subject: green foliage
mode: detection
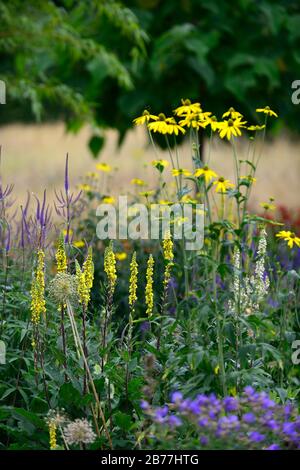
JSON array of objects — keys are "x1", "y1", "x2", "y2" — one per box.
[{"x1": 1, "y1": 0, "x2": 300, "y2": 151}]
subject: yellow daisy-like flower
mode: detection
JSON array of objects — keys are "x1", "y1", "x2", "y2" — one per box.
[
  {"x1": 148, "y1": 113, "x2": 185, "y2": 135},
  {"x1": 131, "y1": 178, "x2": 146, "y2": 186},
  {"x1": 85, "y1": 171, "x2": 99, "y2": 179},
  {"x1": 79, "y1": 183, "x2": 92, "y2": 192},
  {"x1": 218, "y1": 118, "x2": 247, "y2": 140},
  {"x1": 194, "y1": 165, "x2": 218, "y2": 184},
  {"x1": 256, "y1": 106, "x2": 278, "y2": 118},
  {"x1": 276, "y1": 231, "x2": 300, "y2": 249},
  {"x1": 180, "y1": 194, "x2": 198, "y2": 204},
  {"x1": 260, "y1": 202, "x2": 276, "y2": 211},
  {"x1": 115, "y1": 252, "x2": 127, "y2": 261},
  {"x1": 152, "y1": 159, "x2": 169, "y2": 169},
  {"x1": 159, "y1": 199, "x2": 173, "y2": 205},
  {"x1": 139, "y1": 190, "x2": 155, "y2": 197},
  {"x1": 222, "y1": 107, "x2": 243, "y2": 119},
  {"x1": 133, "y1": 110, "x2": 159, "y2": 125},
  {"x1": 240, "y1": 175, "x2": 257, "y2": 184},
  {"x1": 213, "y1": 177, "x2": 235, "y2": 193},
  {"x1": 172, "y1": 168, "x2": 192, "y2": 177},
  {"x1": 208, "y1": 116, "x2": 221, "y2": 132},
  {"x1": 102, "y1": 196, "x2": 115, "y2": 204},
  {"x1": 96, "y1": 163, "x2": 112, "y2": 172},
  {"x1": 73, "y1": 240, "x2": 85, "y2": 248},
  {"x1": 174, "y1": 99, "x2": 202, "y2": 116},
  {"x1": 179, "y1": 112, "x2": 211, "y2": 129},
  {"x1": 247, "y1": 125, "x2": 266, "y2": 131}
]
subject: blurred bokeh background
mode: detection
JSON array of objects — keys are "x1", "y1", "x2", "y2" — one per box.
[{"x1": 0, "y1": 0, "x2": 300, "y2": 210}]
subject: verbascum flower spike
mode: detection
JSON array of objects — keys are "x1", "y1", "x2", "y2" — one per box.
[
  {"x1": 162, "y1": 231, "x2": 174, "y2": 262},
  {"x1": 75, "y1": 260, "x2": 89, "y2": 306},
  {"x1": 83, "y1": 246, "x2": 94, "y2": 292},
  {"x1": 129, "y1": 252, "x2": 138, "y2": 308},
  {"x1": 30, "y1": 250, "x2": 46, "y2": 325},
  {"x1": 162, "y1": 232, "x2": 174, "y2": 288},
  {"x1": 49, "y1": 421, "x2": 57, "y2": 450},
  {"x1": 145, "y1": 255, "x2": 154, "y2": 317},
  {"x1": 104, "y1": 242, "x2": 117, "y2": 295},
  {"x1": 55, "y1": 234, "x2": 67, "y2": 273}
]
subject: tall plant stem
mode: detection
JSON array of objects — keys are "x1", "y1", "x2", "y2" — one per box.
[
  {"x1": 66, "y1": 301, "x2": 112, "y2": 449},
  {"x1": 213, "y1": 265, "x2": 227, "y2": 395},
  {"x1": 60, "y1": 304, "x2": 68, "y2": 382}
]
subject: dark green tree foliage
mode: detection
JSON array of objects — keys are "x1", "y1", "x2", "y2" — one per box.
[{"x1": 1, "y1": 0, "x2": 300, "y2": 152}]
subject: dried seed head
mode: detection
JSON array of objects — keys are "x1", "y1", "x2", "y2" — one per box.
[
  {"x1": 49, "y1": 273, "x2": 78, "y2": 305},
  {"x1": 63, "y1": 418, "x2": 96, "y2": 446}
]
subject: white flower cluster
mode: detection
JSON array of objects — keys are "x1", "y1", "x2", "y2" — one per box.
[
  {"x1": 229, "y1": 228, "x2": 270, "y2": 316},
  {"x1": 63, "y1": 418, "x2": 96, "y2": 446}
]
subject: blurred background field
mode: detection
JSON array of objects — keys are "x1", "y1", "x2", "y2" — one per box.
[{"x1": 1, "y1": 123, "x2": 299, "y2": 211}]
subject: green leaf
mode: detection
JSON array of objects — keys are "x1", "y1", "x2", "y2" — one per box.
[
  {"x1": 88, "y1": 135, "x2": 105, "y2": 159},
  {"x1": 114, "y1": 411, "x2": 132, "y2": 431}
]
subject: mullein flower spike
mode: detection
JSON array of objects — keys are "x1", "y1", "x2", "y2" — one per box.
[
  {"x1": 104, "y1": 242, "x2": 117, "y2": 295},
  {"x1": 162, "y1": 232, "x2": 174, "y2": 288},
  {"x1": 30, "y1": 250, "x2": 46, "y2": 325},
  {"x1": 129, "y1": 252, "x2": 138, "y2": 308},
  {"x1": 145, "y1": 255, "x2": 154, "y2": 317},
  {"x1": 55, "y1": 234, "x2": 67, "y2": 273}
]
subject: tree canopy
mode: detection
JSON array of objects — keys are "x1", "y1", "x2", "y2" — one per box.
[{"x1": 1, "y1": 0, "x2": 300, "y2": 155}]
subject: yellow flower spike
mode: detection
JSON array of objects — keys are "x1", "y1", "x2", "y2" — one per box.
[
  {"x1": 131, "y1": 178, "x2": 146, "y2": 186},
  {"x1": 256, "y1": 106, "x2": 278, "y2": 118},
  {"x1": 218, "y1": 118, "x2": 247, "y2": 140},
  {"x1": 129, "y1": 252, "x2": 138, "y2": 308},
  {"x1": 96, "y1": 163, "x2": 112, "y2": 172},
  {"x1": 83, "y1": 246, "x2": 94, "y2": 292},
  {"x1": 133, "y1": 110, "x2": 159, "y2": 125},
  {"x1": 104, "y1": 242, "x2": 117, "y2": 295},
  {"x1": 172, "y1": 168, "x2": 192, "y2": 177},
  {"x1": 55, "y1": 234, "x2": 67, "y2": 274},
  {"x1": 163, "y1": 231, "x2": 174, "y2": 262},
  {"x1": 276, "y1": 231, "x2": 300, "y2": 249},
  {"x1": 30, "y1": 250, "x2": 46, "y2": 325},
  {"x1": 174, "y1": 99, "x2": 202, "y2": 116},
  {"x1": 75, "y1": 260, "x2": 89, "y2": 306},
  {"x1": 162, "y1": 232, "x2": 174, "y2": 290},
  {"x1": 213, "y1": 177, "x2": 235, "y2": 194},
  {"x1": 145, "y1": 255, "x2": 154, "y2": 317},
  {"x1": 49, "y1": 421, "x2": 57, "y2": 450},
  {"x1": 194, "y1": 165, "x2": 218, "y2": 184}
]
